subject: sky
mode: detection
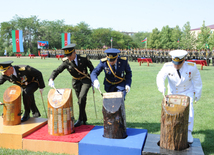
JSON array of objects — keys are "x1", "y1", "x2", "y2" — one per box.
[{"x1": 0, "y1": 0, "x2": 214, "y2": 33}]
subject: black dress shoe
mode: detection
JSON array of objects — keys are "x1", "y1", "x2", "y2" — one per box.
[
  {"x1": 33, "y1": 112, "x2": 41, "y2": 118},
  {"x1": 21, "y1": 115, "x2": 30, "y2": 122},
  {"x1": 74, "y1": 120, "x2": 83, "y2": 127}
]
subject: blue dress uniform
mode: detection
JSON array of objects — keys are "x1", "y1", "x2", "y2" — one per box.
[
  {"x1": 91, "y1": 48, "x2": 132, "y2": 99},
  {"x1": 0, "y1": 61, "x2": 45, "y2": 122},
  {"x1": 156, "y1": 50, "x2": 202, "y2": 144}
]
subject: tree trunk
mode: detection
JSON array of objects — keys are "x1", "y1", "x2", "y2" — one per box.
[
  {"x1": 47, "y1": 88, "x2": 74, "y2": 136},
  {"x1": 102, "y1": 92, "x2": 127, "y2": 139},
  {"x1": 160, "y1": 94, "x2": 189, "y2": 150},
  {"x1": 3, "y1": 85, "x2": 22, "y2": 125}
]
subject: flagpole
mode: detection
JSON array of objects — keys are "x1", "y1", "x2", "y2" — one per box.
[
  {"x1": 111, "y1": 37, "x2": 113, "y2": 48},
  {"x1": 146, "y1": 38, "x2": 147, "y2": 50}
]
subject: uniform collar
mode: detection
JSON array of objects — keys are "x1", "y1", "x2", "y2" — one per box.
[
  {"x1": 74, "y1": 55, "x2": 78, "y2": 66},
  {"x1": 13, "y1": 67, "x2": 17, "y2": 77}
]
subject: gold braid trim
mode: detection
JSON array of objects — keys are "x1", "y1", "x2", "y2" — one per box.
[
  {"x1": 16, "y1": 77, "x2": 40, "y2": 86},
  {"x1": 106, "y1": 61, "x2": 124, "y2": 81},
  {"x1": 73, "y1": 67, "x2": 91, "y2": 80},
  {"x1": 106, "y1": 78, "x2": 124, "y2": 85},
  {"x1": 72, "y1": 75, "x2": 87, "y2": 80}
]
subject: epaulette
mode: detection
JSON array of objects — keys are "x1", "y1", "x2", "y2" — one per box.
[
  {"x1": 19, "y1": 67, "x2": 25, "y2": 71},
  {"x1": 120, "y1": 57, "x2": 127, "y2": 60},
  {"x1": 80, "y1": 54, "x2": 87, "y2": 58},
  {"x1": 62, "y1": 57, "x2": 68, "y2": 61},
  {"x1": 187, "y1": 62, "x2": 194, "y2": 66},
  {"x1": 101, "y1": 57, "x2": 107, "y2": 62},
  {"x1": 165, "y1": 62, "x2": 172, "y2": 66}
]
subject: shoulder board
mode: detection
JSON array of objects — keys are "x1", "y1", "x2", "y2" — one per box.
[
  {"x1": 80, "y1": 54, "x2": 87, "y2": 58},
  {"x1": 62, "y1": 57, "x2": 68, "y2": 61},
  {"x1": 120, "y1": 57, "x2": 127, "y2": 60},
  {"x1": 164, "y1": 62, "x2": 172, "y2": 66},
  {"x1": 187, "y1": 62, "x2": 194, "y2": 66},
  {"x1": 19, "y1": 67, "x2": 25, "y2": 71},
  {"x1": 101, "y1": 57, "x2": 107, "y2": 62}
]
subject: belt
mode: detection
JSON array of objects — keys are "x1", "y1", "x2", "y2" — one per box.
[
  {"x1": 72, "y1": 75, "x2": 87, "y2": 80},
  {"x1": 106, "y1": 77, "x2": 124, "y2": 85}
]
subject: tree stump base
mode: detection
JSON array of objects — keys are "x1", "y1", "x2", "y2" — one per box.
[
  {"x1": 102, "y1": 92, "x2": 127, "y2": 139},
  {"x1": 2, "y1": 85, "x2": 22, "y2": 126},
  {"x1": 160, "y1": 94, "x2": 190, "y2": 151}
]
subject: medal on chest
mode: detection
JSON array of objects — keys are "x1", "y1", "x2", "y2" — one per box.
[
  {"x1": 105, "y1": 67, "x2": 110, "y2": 74},
  {"x1": 189, "y1": 72, "x2": 191, "y2": 78}
]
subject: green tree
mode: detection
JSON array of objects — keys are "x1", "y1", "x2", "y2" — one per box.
[
  {"x1": 91, "y1": 28, "x2": 112, "y2": 49},
  {"x1": 147, "y1": 28, "x2": 160, "y2": 49},
  {"x1": 110, "y1": 31, "x2": 137, "y2": 49},
  {"x1": 0, "y1": 21, "x2": 16, "y2": 55},
  {"x1": 180, "y1": 21, "x2": 195, "y2": 49},
  {"x1": 207, "y1": 31, "x2": 214, "y2": 50},
  {"x1": 132, "y1": 32, "x2": 150, "y2": 49},
  {"x1": 159, "y1": 25, "x2": 173, "y2": 49},
  {"x1": 197, "y1": 21, "x2": 212, "y2": 50},
  {"x1": 171, "y1": 25, "x2": 182, "y2": 49},
  {"x1": 38, "y1": 20, "x2": 64, "y2": 50},
  {"x1": 71, "y1": 22, "x2": 92, "y2": 49},
  {"x1": 11, "y1": 15, "x2": 42, "y2": 55}
]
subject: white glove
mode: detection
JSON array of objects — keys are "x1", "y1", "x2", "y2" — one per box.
[
  {"x1": 195, "y1": 96, "x2": 199, "y2": 103},
  {"x1": 48, "y1": 79, "x2": 55, "y2": 88},
  {"x1": 93, "y1": 79, "x2": 100, "y2": 90},
  {"x1": 125, "y1": 85, "x2": 130, "y2": 93},
  {"x1": 159, "y1": 87, "x2": 166, "y2": 95},
  {"x1": 39, "y1": 88, "x2": 44, "y2": 94}
]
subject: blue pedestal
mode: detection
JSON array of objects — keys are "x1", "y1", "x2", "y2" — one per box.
[{"x1": 79, "y1": 126, "x2": 148, "y2": 155}]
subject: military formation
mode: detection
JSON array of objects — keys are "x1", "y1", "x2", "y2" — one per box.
[{"x1": 42, "y1": 48, "x2": 214, "y2": 66}]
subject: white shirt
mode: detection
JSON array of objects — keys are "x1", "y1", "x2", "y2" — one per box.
[
  {"x1": 74, "y1": 56, "x2": 78, "y2": 66},
  {"x1": 13, "y1": 67, "x2": 17, "y2": 77},
  {"x1": 156, "y1": 61, "x2": 202, "y2": 101}
]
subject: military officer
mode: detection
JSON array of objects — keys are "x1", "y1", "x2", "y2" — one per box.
[
  {"x1": 48, "y1": 44, "x2": 94, "y2": 127},
  {"x1": 90, "y1": 48, "x2": 132, "y2": 100},
  {"x1": 0, "y1": 61, "x2": 45, "y2": 122},
  {"x1": 156, "y1": 50, "x2": 202, "y2": 144}
]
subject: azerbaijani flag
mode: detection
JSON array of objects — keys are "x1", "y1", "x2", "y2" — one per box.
[
  {"x1": 61, "y1": 33, "x2": 71, "y2": 48},
  {"x1": 142, "y1": 38, "x2": 147, "y2": 44},
  {"x1": 177, "y1": 39, "x2": 179, "y2": 42},
  {"x1": 12, "y1": 30, "x2": 24, "y2": 52},
  {"x1": 37, "y1": 41, "x2": 49, "y2": 49}
]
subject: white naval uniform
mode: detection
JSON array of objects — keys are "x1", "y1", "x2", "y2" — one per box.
[{"x1": 156, "y1": 61, "x2": 202, "y2": 132}]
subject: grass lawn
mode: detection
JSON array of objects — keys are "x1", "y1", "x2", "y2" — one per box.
[{"x1": 0, "y1": 56, "x2": 213, "y2": 155}]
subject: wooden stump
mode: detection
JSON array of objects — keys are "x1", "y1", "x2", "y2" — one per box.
[
  {"x1": 2, "y1": 85, "x2": 22, "y2": 125},
  {"x1": 47, "y1": 88, "x2": 74, "y2": 136},
  {"x1": 102, "y1": 92, "x2": 127, "y2": 139},
  {"x1": 160, "y1": 94, "x2": 190, "y2": 150}
]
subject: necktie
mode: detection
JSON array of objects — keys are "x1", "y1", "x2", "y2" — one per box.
[
  {"x1": 112, "y1": 65, "x2": 115, "y2": 71},
  {"x1": 72, "y1": 60, "x2": 76, "y2": 67},
  {"x1": 177, "y1": 69, "x2": 181, "y2": 78}
]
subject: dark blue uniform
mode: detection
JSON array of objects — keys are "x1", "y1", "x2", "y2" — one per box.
[{"x1": 91, "y1": 56, "x2": 132, "y2": 98}]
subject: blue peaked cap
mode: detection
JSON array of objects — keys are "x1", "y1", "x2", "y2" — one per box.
[{"x1": 104, "y1": 48, "x2": 121, "y2": 61}]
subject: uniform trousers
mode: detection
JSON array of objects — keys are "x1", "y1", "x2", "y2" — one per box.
[
  {"x1": 72, "y1": 78, "x2": 91, "y2": 122},
  {"x1": 22, "y1": 82, "x2": 40, "y2": 116}
]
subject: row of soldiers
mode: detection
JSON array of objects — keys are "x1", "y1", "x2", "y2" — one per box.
[{"x1": 41, "y1": 48, "x2": 214, "y2": 66}]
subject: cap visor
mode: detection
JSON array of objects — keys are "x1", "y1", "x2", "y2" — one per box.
[
  {"x1": 107, "y1": 58, "x2": 116, "y2": 62},
  {"x1": 64, "y1": 53, "x2": 72, "y2": 57},
  {"x1": 172, "y1": 60, "x2": 182, "y2": 65}
]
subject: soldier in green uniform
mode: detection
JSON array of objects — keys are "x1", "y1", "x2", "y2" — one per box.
[
  {"x1": 48, "y1": 44, "x2": 94, "y2": 127},
  {"x1": 0, "y1": 61, "x2": 45, "y2": 122}
]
